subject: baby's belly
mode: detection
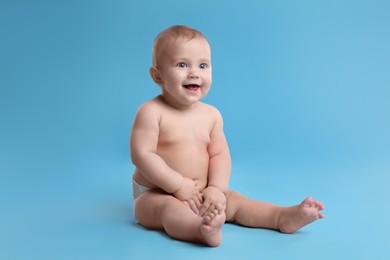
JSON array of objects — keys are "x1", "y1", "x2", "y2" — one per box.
[
  {"x1": 134, "y1": 143, "x2": 209, "y2": 191},
  {"x1": 159, "y1": 144, "x2": 209, "y2": 189}
]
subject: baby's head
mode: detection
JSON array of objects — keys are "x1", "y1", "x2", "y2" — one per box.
[
  {"x1": 150, "y1": 25, "x2": 212, "y2": 109},
  {"x1": 152, "y1": 25, "x2": 209, "y2": 68}
]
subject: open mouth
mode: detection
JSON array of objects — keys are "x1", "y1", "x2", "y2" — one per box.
[{"x1": 183, "y1": 84, "x2": 200, "y2": 92}]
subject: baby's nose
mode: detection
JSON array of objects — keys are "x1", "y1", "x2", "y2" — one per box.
[{"x1": 188, "y1": 72, "x2": 199, "y2": 79}]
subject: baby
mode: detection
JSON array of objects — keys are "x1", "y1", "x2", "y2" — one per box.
[{"x1": 130, "y1": 25, "x2": 324, "y2": 247}]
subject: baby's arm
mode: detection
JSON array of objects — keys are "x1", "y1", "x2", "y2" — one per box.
[
  {"x1": 130, "y1": 103, "x2": 202, "y2": 209},
  {"x1": 207, "y1": 108, "x2": 231, "y2": 193},
  {"x1": 199, "y1": 108, "x2": 231, "y2": 216}
]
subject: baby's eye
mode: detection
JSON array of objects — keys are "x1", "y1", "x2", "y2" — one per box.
[
  {"x1": 177, "y1": 62, "x2": 188, "y2": 68},
  {"x1": 199, "y1": 63, "x2": 208, "y2": 69}
]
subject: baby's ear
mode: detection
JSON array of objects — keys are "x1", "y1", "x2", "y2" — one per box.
[{"x1": 150, "y1": 66, "x2": 163, "y2": 86}]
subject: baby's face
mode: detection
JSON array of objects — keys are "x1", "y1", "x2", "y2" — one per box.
[{"x1": 157, "y1": 37, "x2": 212, "y2": 109}]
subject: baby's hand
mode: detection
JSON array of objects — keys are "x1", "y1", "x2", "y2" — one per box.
[
  {"x1": 173, "y1": 177, "x2": 203, "y2": 214},
  {"x1": 199, "y1": 186, "x2": 226, "y2": 217}
]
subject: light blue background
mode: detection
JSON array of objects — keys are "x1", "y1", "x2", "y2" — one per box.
[{"x1": 1, "y1": 0, "x2": 389, "y2": 259}]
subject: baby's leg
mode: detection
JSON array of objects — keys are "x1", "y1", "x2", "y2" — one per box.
[
  {"x1": 135, "y1": 191, "x2": 225, "y2": 246},
  {"x1": 225, "y1": 191, "x2": 324, "y2": 233}
]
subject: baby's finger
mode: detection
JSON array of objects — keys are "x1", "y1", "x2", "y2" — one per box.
[
  {"x1": 203, "y1": 204, "x2": 216, "y2": 217},
  {"x1": 193, "y1": 196, "x2": 203, "y2": 210},
  {"x1": 197, "y1": 193, "x2": 203, "y2": 203},
  {"x1": 199, "y1": 199, "x2": 210, "y2": 216},
  {"x1": 187, "y1": 200, "x2": 199, "y2": 215}
]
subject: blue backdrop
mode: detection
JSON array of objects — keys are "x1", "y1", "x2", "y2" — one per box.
[{"x1": 1, "y1": 0, "x2": 389, "y2": 259}]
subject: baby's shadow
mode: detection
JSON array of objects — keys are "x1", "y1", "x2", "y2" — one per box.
[
  {"x1": 114, "y1": 205, "x2": 206, "y2": 248},
  {"x1": 110, "y1": 204, "x2": 144, "y2": 229}
]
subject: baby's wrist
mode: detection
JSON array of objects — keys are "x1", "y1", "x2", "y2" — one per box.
[
  {"x1": 171, "y1": 176, "x2": 184, "y2": 194},
  {"x1": 206, "y1": 185, "x2": 220, "y2": 192},
  {"x1": 207, "y1": 184, "x2": 227, "y2": 194}
]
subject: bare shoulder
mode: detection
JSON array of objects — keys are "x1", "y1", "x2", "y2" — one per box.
[
  {"x1": 137, "y1": 96, "x2": 163, "y2": 112},
  {"x1": 198, "y1": 102, "x2": 224, "y2": 123},
  {"x1": 132, "y1": 96, "x2": 165, "y2": 126},
  {"x1": 136, "y1": 96, "x2": 167, "y2": 115}
]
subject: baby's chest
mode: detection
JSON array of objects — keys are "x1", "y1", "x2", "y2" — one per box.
[{"x1": 158, "y1": 119, "x2": 212, "y2": 145}]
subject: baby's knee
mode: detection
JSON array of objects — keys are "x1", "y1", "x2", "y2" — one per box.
[
  {"x1": 226, "y1": 190, "x2": 243, "y2": 202},
  {"x1": 225, "y1": 190, "x2": 243, "y2": 221},
  {"x1": 135, "y1": 192, "x2": 173, "y2": 228}
]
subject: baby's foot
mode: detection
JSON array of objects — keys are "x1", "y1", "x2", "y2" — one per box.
[
  {"x1": 200, "y1": 211, "x2": 226, "y2": 247},
  {"x1": 278, "y1": 196, "x2": 325, "y2": 234}
]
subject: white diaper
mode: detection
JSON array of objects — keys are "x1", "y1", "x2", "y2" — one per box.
[
  {"x1": 132, "y1": 177, "x2": 152, "y2": 200},
  {"x1": 132, "y1": 178, "x2": 152, "y2": 222}
]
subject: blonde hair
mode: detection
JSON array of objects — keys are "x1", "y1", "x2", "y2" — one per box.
[{"x1": 152, "y1": 25, "x2": 208, "y2": 67}]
